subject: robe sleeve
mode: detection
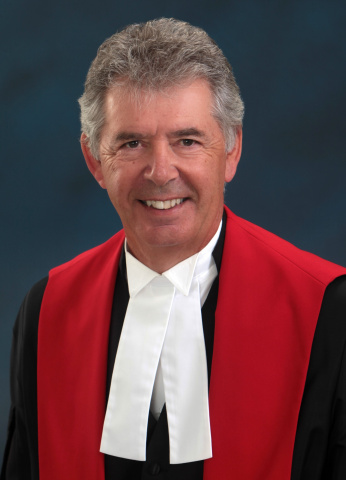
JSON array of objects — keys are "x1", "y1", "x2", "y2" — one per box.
[
  {"x1": 324, "y1": 300, "x2": 346, "y2": 479},
  {"x1": 291, "y1": 275, "x2": 346, "y2": 479},
  {"x1": 1, "y1": 278, "x2": 47, "y2": 480}
]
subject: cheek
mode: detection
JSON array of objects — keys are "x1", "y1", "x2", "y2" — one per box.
[
  {"x1": 105, "y1": 165, "x2": 139, "y2": 204},
  {"x1": 102, "y1": 169, "x2": 122, "y2": 202},
  {"x1": 201, "y1": 162, "x2": 226, "y2": 190},
  {"x1": 102, "y1": 160, "x2": 123, "y2": 187}
]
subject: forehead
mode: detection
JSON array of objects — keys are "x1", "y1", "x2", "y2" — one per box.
[{"x1": 102, "y1": 79, "x2": 218, "y2": 134}]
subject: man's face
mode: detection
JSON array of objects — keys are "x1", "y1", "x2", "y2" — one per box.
[{"x1": 83, "y1": 79, "x2": 242, "y2": 270}]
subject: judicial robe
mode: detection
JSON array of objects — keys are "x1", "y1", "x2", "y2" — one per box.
[{"x1": 2, "y1": 207, "x2": 346, "y2": 479}]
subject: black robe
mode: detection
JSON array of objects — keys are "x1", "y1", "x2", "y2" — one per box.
[{"x1": 2, "y1": 216, "x2": 346, "y2": 479}]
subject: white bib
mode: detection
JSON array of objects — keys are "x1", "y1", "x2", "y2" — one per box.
[{"x1": 100, "y1": 223, "x2": 221, "y2": 463}]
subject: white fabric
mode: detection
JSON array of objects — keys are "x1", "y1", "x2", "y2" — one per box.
[{"x1": 100, "y1": 222, "x2": 221, "y2": 463}]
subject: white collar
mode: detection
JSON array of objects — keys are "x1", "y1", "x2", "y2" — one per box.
[{"x1": 126, "y1": 221, "x2": 221, "y2": 297}]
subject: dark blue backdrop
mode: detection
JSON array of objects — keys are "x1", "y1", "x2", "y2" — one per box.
[{"x1": 1, "y1": 0, "x2": 345, "y2": 457}]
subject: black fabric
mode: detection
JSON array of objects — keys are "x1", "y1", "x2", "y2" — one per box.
[
  {"x1": 1, "y1": 277, "x2": 48, "y2": 480},
  {"x1": 291, "y1": 275, "x2": 346, "y2": 480},
  {"x1": 2, "y1": 215, "x2": 346, "y2": 479}
]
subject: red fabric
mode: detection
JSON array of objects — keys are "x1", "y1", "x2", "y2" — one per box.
[
  {"x1": 205, "y1": 211, "x2": 345, "y2": 479},
  {"x1": 37, "y1": 230, "x2": 124, "y2": 480},
  {"x1": 37, "y1": 208, "x2": 346, "y2": 479}
]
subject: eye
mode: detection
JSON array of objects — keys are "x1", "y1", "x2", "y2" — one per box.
[
  {"x1": 180, "y1": 139, "x2": 196, "y2": 147},
  {"x1": 124, "y1": 140, "x2": 140, "y2": 149}
]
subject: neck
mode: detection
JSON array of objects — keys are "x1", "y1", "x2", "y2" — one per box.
[
  {"x1": 125, "y1": 222, "x2": 222, "y2": 274},
  {"x1": 125, "y1": 244, "x2": 200, "y2": 274}
]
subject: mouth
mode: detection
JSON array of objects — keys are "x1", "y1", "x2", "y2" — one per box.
[{"x1": 140, "y1": 198, "x2": 186, "y2": 210}]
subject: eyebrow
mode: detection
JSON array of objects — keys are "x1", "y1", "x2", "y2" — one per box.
[
  {"x1": 110, "y1": 127, "x2": 207, "y2": 147},
  {"x1": 169, "y1": 128, "x2": 207, "y2": 138},
  {"x1": 113, "y1": 132, "x2": 146, "y2": 143}
]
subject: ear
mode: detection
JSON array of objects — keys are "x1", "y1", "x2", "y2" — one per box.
[
  {"x1": 225, "y1": 129, "x2": 242, "y2": 183},
  {"x1": 80, "y1": 133, "x2": 106, "y2": 189}
]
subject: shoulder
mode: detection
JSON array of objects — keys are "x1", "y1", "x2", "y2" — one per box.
[
  {"x1": 224, "y1": 206, "x2": 346, "y2": 286},
  {"x1": 13, "y1": 230, "x2": 125, "y2": 343},
  {"x1": 50, "y1": 230, "x2": 125, "y2": 278},
  {"x1": 12, "y1": 277, "x2": 48, "y2": 379},
  {"x1": 14, "y1": 277, "x2": 48, "y2": 345},
  {"x1": 317, "y1": 275, "x2": 346, "y2": 339}
]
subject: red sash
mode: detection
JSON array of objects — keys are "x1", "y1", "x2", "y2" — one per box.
[{"x1": 37, "y1": 208, "x2": 345, "y2": 479}]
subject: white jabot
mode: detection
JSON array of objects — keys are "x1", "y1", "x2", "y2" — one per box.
[{"x1": 100, "y1": 222, "x2": 221, "y2": 464}]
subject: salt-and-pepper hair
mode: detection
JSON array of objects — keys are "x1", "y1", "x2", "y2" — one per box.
[{"x1": 78, "y1": 18, "x2": 244, "y2": 159}]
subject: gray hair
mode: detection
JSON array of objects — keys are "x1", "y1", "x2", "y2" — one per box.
[{"x1": 78, "y1": 18, "x2": 244, "y2": 159}]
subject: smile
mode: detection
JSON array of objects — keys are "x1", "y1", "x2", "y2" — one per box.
[{"x1": 142, "y1": 198, "x2": 185, "y2": 210}]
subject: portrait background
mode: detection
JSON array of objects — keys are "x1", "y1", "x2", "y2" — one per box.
[{"x1": 1, "y1": 0, "x2": 345, "y2": 456}]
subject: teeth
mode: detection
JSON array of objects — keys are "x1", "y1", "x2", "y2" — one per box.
[{"x1": 144, "y1": 198, "x2": 184, "y2": 210}]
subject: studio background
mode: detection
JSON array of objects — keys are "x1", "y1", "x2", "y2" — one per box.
[{"x1": 1, "y1": 0, "x2": 345, "y2": 457}]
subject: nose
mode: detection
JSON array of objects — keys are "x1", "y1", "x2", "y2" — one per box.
[{"x1": 143, "y1": 142, "x2": 179, "y2": 186}]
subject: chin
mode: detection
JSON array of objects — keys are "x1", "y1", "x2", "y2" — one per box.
[{"x1": 145, "y1": 237, "x2": 185, "y2": 248}]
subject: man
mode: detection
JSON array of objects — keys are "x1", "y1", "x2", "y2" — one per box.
[{"x1": 2, "y1": 18, "x2": 346, "y2": 480}]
